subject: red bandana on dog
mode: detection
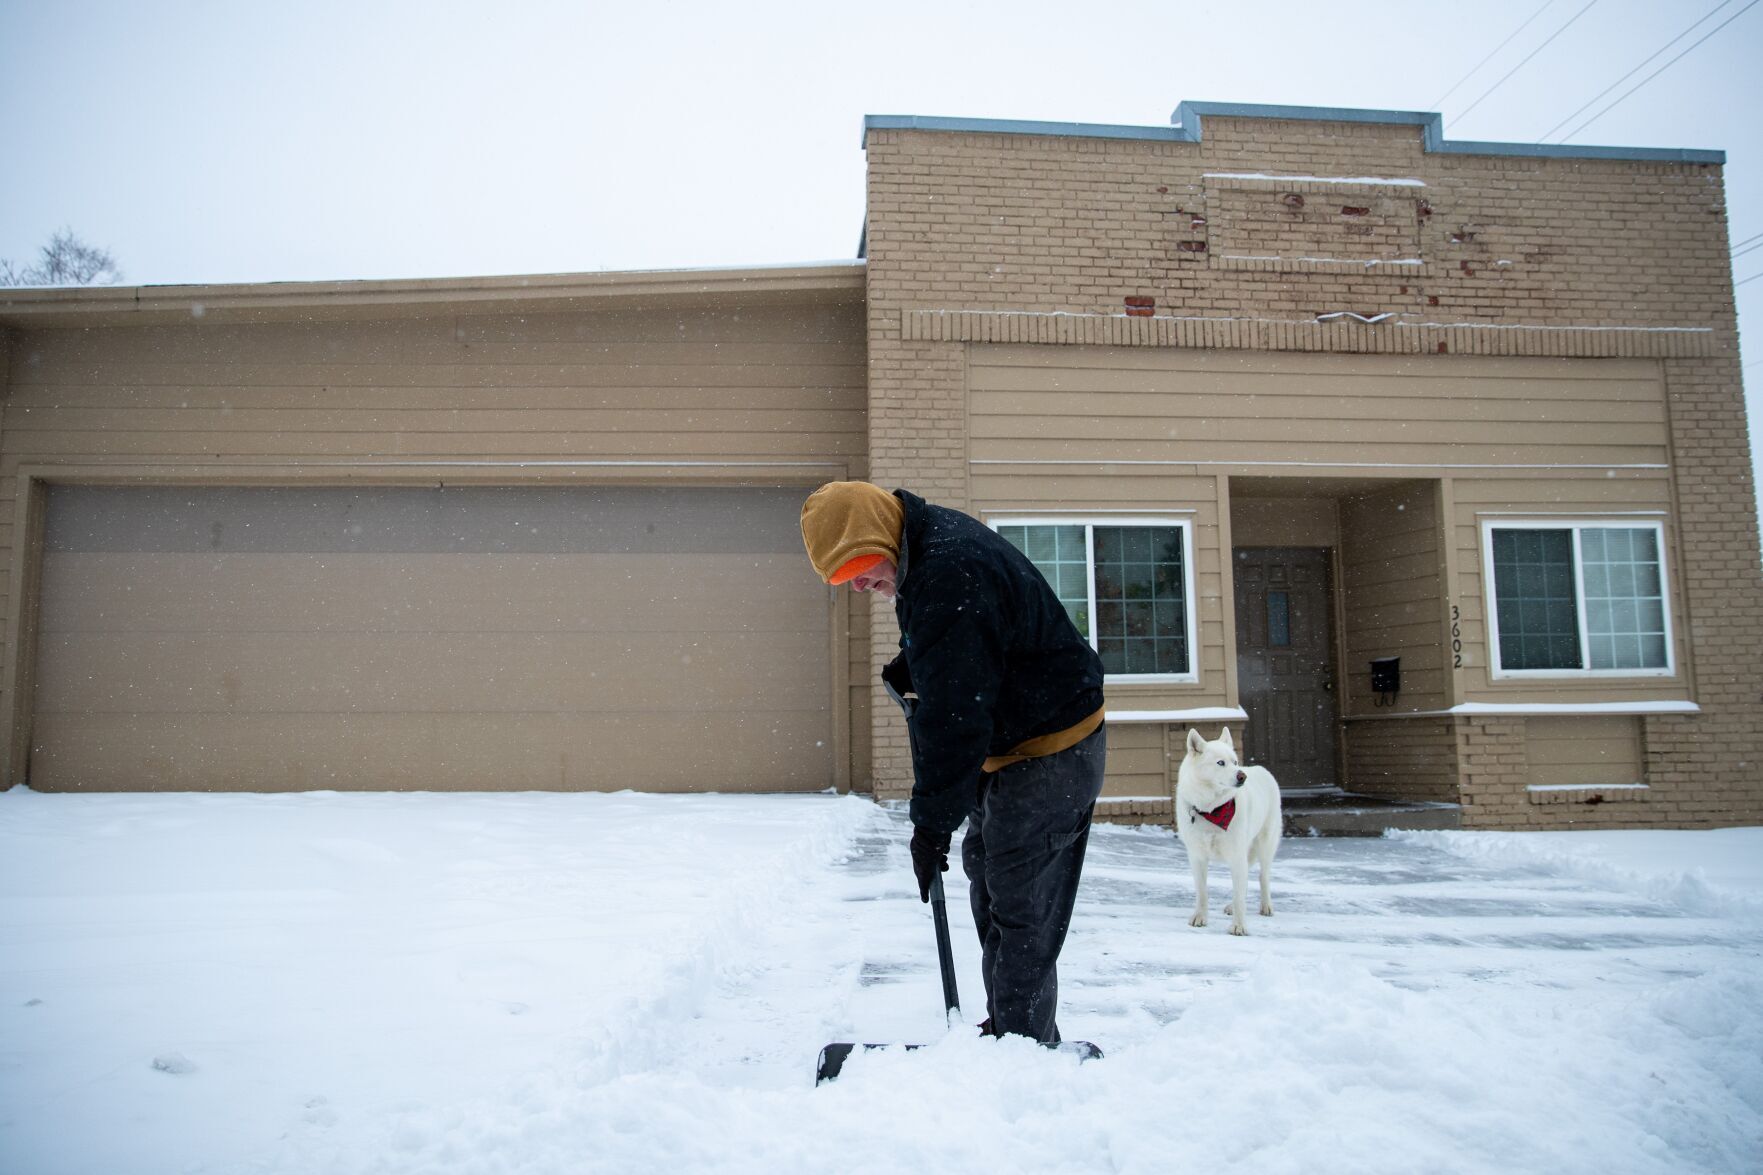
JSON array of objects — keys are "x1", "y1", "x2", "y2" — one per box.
[{"x1": 1195, "y1": 799, "x2": 1236, "y2": 830}]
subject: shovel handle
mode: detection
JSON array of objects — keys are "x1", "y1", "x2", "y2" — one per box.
[
  {"x1": 888, "y1": 670, "x2": 955, "y2": 1018},
  {"x1": 929, "y1": 871, "x2": 960, "y2": 1017}
]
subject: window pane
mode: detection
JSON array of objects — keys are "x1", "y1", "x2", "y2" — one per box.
[
  {"x1": 1093, "y1": 525, "x2": 1187, "y2": 674},
  {"x1": 1154, "y1": 638, "x2": 1183, "y2": 674},
  {"x1": 1267, "y1": 590, "x2": 1291, "y2": 647},
  {"x1": 999, "y1": 524, "x2": 1089, "y2": 639},
  {"x1": 1492, "y1": 528, "x2": 1581, "y2": 669},
  {"x1": 1635, "y1": 562, "x2": 1661, "y2": 597},
  {"x1": 1580, "y1": 527, "x2": 1667, "y2": 670},
  {"x1": 1099, "y1": 638, "x2": 1125, "y2": 674},
  {"x1": 1125, "y1": 638, "x2": 1155, "y2": 674}
]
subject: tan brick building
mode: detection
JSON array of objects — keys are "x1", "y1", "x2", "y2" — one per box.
[
  {"x1": 1, "y1": 101, "x2": 1758, "y2": 829},
  {"x1": 859, "y1": 102, "x2": 1760, "y2": 831}
]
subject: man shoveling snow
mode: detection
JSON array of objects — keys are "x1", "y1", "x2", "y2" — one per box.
[{"x1": 801, "y1": 481, "x2": 1106, "y2": 1044}]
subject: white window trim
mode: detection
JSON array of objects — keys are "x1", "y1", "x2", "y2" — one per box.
[
  {"x1": 990, "y1": 514, "x2": 1199, "y2": 685},
  {"x1": 1479, "y1": 518, "x2": 1675, "y2": 681}
]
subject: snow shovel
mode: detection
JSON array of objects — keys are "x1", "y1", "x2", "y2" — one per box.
[
  {"x1": 815, "y1": 671, "x2": 1102, "y2": 1082},
  {"x1": 814, "y1": 869, "x2": 1104, "y2": 1083}
]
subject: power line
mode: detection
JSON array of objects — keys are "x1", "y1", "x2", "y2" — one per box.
[
  {"x1": 1558, "y1": 0, "x2": 1762, "y2": 141},
  {"x1": 1455, "y1": 0, "x2": 1603, "y2": 123},
  {"x1": 1430, "y1": 0, "x2": 1561, "y2": 109},
  {"x1": 1734, "y1": 231, "x2": 1763, "y2": 253},
  {"x1": 1735, "y1": 241, "x2": 1763, "y2": 262},
  {"x1": 1537, "y1": 0, "x2": 1734, "y2": 142},
  {"x1": 1737, "y1": 272, "x2": 1763, "y2": 287}
]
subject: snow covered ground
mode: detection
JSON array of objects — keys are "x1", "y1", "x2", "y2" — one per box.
[{"x1": 1, "y1": 788, "x2": 1758, "y2": 1175}]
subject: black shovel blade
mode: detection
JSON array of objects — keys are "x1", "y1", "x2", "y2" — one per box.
[
  {"x1": 815, "y1": 1041, "x2": 922, "y2": 1083},
  {"x1": 815, "y1": 1039, "x2": 1102, "y2": 1084}
]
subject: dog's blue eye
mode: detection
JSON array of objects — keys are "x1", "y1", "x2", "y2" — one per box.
[{"x1": 1217, "y1": 760, "x2": 1225, "y2": 766}]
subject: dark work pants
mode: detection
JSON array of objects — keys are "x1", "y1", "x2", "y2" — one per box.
[{"x1": 959, "y1": 725, "x2": 1107, "y2": 1044}]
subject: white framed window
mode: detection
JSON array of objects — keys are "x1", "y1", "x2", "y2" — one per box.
[
  {"x1": 1480, "y1": 519, "x2": 1674, "y2": 679},
  {"x1": 991, "y1": 516, "x2": 1198, "y2": 683}
]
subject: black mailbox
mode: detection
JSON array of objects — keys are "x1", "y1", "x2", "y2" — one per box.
[{"x1": 1370, "y1": 657, "x2": 1401, "y2": 705}]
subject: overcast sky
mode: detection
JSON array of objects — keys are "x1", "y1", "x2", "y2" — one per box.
[{"x1": 4, "y1": 0, "x2": 1762, "y2": 519}]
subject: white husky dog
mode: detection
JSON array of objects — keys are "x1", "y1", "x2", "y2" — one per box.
[{"x1": 1175, "y1": 727, "x2": 1282, "y2": 935}]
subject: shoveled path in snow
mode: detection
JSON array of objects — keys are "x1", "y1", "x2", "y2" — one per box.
[
  {"x1": 2, "y1": 790, "x2": 1759, "y2": 1174},
  {"x1": 305, "y1": 805, "x2": 1760, "y2": 1175}
]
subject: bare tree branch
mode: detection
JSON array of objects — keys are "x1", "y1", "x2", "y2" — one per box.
[{"x1": 1, "y1": 228, "x2": 124, "y2": 286}]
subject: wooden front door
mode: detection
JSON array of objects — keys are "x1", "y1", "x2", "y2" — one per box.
[{"x1": 1233, "y1": 547, "x2": 1338, "y2": 790}]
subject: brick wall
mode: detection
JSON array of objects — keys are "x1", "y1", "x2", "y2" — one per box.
[
  {"x1": 864, "y1": 118, "x2": 1733, "y2": 329},
  {"x1": 1645, "y1": 356, "x2": 1763, "y2": 827},
  {"x1": 864, "y1": 337, "x2": 967, "y2": 801},
  {"x1": 1455, "y1": 717, "x2": 1530, "y2": 826},
  {"x1": 861, "y1": 108, "x2": 1762, "y2": 829}
]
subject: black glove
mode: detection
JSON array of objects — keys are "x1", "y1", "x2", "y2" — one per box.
[
  {"x1": 910, "y1": 826, "x2": 951, "y2": 903},
  {"x1": 880, "y1": 655, "x2": 917, "y2": 718}
]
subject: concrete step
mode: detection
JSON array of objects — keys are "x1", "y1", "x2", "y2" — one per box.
[
  {"x1": 1095, "y1": 791, "x2": 1460, "y2": 836},
  {"x1": 1282, "y1": 791, "x2": 1461, "y2": 837}
]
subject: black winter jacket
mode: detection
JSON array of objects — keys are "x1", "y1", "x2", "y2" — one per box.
[{"x1": 885, "y1": 490, "x2": 1105, "y2": 834}]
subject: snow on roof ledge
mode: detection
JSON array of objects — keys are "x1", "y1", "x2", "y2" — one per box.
[
  {"x1": 0, "y1": 261, "x2": 869, "y2": 327},
  {"x1": 862, "y1": 101, "x2": 1724, "y2": 165},
  {"x1": 1345, "y1": 701, "x2": 1702, "y2": 720},
  {"x1": 1446, "y1": 701, "x2": 1702, "y2": 716},
  {"x1": 1107, "y1": 707, "x2": 1249, "y2": 724}
]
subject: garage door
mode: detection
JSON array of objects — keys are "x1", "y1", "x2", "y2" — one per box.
[{"x1": 31, "y1": 485, "x2": 832, "y2": 792}]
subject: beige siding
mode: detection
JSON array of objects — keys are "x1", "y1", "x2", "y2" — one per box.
[
  {"x1": 968, "y1": 345, "x2": 1678, "y2": 724},
  {"x1": 1339, "y1": 482, "x2": 1448, "y2": 715},
  {"x1": 1232, "y1": 498, "x2": 1339, "y2": 548},
  {"x1": 1343, "y1": 717, "x2": 1460, "y2": 802},
  {"x1": 1099, "y1": 721, "x2": 1168, "y2": 798},
  {"x1": 968, "y1": 347, "x2": 1669, "y2": 469},
  {"x1": 2, "y1": 303, "x2": 864, "y2": 466},
  {"x1": 1525, "y1": 716, "x2": 1645, "y2": 788}
]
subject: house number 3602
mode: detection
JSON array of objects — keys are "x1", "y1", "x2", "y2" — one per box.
[{"x1": 1451, "y1": 604, "x2": 1463, "y2": 668}]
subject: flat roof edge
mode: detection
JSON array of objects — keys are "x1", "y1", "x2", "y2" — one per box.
[
  {"x1": 0, "y1": 261, "x2": 869, "y2": 325},
  {"x1": 862, "y1": 102, "x2": 1725, "y2": 164},
  {"x1": 863, "y1": 114, "x2": 1186, "y2": 147}
]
